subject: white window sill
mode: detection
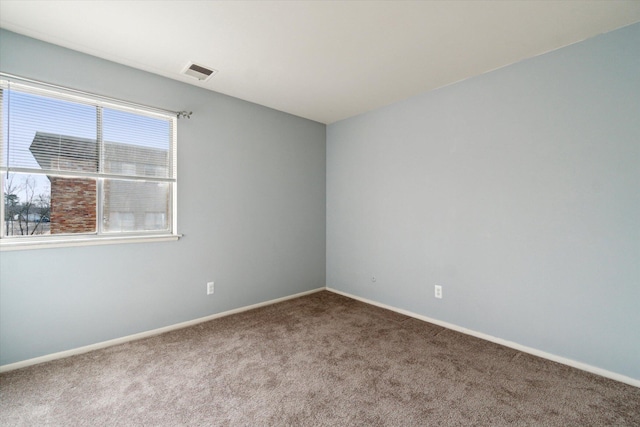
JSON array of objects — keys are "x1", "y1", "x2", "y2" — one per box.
[{"x1": 0, "y1": 234, "x2": 182, "y2": 251}]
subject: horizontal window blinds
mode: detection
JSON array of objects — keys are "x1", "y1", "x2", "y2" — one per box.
[
  {"x1": 1, "y1": 76, "x2": 178, "y2": 239},
  {"x1": 0, "y1": 80, "x2": 176, "y2": 182}
]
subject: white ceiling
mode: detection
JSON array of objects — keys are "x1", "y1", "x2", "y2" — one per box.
[{"x1": 1, "y1": 1, "x2": 640, "y2": 124}]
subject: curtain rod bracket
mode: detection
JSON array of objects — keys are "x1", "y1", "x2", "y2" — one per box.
[{"x1": 177, "y1": 111, "x2": 192, "y2": 119}]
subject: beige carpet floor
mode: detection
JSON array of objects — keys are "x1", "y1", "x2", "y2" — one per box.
[{"x1": 1, "y1": 290, "x2": 639, "y2": 426}]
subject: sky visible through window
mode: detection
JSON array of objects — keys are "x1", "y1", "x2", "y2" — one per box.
[{"x1": 2, "y1": 89, "x2": 171, "y2": 206}]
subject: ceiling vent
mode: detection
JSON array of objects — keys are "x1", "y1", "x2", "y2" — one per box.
[{"x1": 182, "y1": 62, "x2": 218, "y2": 81}]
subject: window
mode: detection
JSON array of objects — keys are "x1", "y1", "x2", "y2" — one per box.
[{"x1": 1, "y1": 76, "x2": 178, "y2": 249}]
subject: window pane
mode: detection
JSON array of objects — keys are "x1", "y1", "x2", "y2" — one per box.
[
  {"x1": 1, "y1": 79, "x2": 177, "y2": 244},
  {"x1": 3, "y1": 89, "x2": 97, "y2": 173},
  {"x1": 102, "y1": 179, "x2": 170, "y2": 233},
  {"x1": 102, "y1": 108, "x2": 171, "y2": 179},
  {"x1": 3, "y1": 172, "x2": 97, "y2": 236}
]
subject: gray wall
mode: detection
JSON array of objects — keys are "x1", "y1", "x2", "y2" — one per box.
[
  {"x1": 327, "y1": 23, "x2": 640, "y2": 380},
  {"x1": 0, "y1": 30, "x2": 326, "y2": 365}
]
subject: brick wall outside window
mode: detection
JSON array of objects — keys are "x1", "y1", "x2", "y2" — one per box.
[{"x1": 49, "y1": 177, "x2": 96, "y2": 234}]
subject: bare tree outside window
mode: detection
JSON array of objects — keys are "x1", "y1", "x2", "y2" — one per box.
[{"x1": 3, "y1": 174, "x2": 51, "y2": 236}]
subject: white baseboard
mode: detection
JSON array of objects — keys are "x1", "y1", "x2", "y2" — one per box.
[
  {"x1": 0, "y1": 287, "x2": 325, "y2": 373},
  {"x1": 326, "y1": 287, "x2": 640, "y2": 388},
  {"x1": 4, "y1": 285, "x2": 638, "y2": 389}
]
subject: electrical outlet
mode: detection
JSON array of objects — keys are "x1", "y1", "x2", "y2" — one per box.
[
  {"x1": 207, "y1": 281, "x2": 215, "y2": 295},
  {"x1": 435, "y1": 285, "x2": 442, "y2": 299}
]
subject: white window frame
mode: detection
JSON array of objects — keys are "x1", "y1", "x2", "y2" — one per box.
[{"x1": 0, "y1": 75, "x2": 180, "y2": 251}]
